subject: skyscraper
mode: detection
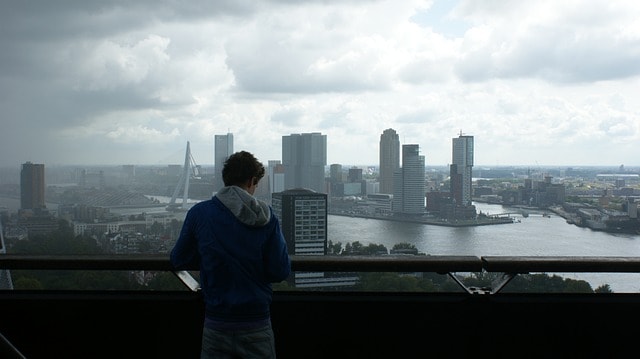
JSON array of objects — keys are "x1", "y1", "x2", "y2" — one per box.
[
  {"x1": 214, "y1": 133, "x2": 233, "y2": 192},
  {"x1": 329, "y1": 164, "x2": 343, "y2": 183},
  {"x1": 379, "y1": 129, "x2": 400, "y2": 194},
  {"x1": 282, "y1": 132, "x2": 327, "y2": 193},
  {"x1": 272, "y1": 188, "x2": 326, "y2": 288},
  {"x1": 392, "y1": 144, "x2": 425, "y2": 215},
  {"x1": 452, "y1": 134, "x2": 474, "y2": 206},
  {"x1": 267, "y1": 160, "x2": 285, "y2": 201},
  {"x1": 20, "y1": 162, "x2": 45, "y2": 210},
  {"x1": 272, "y1": 188, "x2": 327, "y2": 256},
  {"x1": 272, "y1": 188, "x2": 356, "y2": 288}
]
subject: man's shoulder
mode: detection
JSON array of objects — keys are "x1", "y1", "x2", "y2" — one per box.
[{"x1": 189, "y1": 198, "x2": 220, "y2": 211}]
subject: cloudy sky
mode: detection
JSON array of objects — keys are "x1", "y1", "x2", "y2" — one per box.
[{"x1": 1, "y1": 0, "x2": 639, "y2": 168}]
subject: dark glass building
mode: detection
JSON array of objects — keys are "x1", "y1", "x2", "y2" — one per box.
[{"x1": 20, "y1": 162, "x2": 45, "y2": 210}]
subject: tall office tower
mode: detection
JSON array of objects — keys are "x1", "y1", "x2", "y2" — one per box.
[
  {"x1": 20, "y1": 162, "x2": 46, "y2": 210},
  {"x1": 272, "y1": 189, "x2": 325, "y2": 287},
  {"x1": 451, "y1": 134, "x2": 474, "y2": 206},
  {"x1": 271, "y1": 188, "x2": 356, "y2": 288},
  {"x1": 348, "y1": 167, "x2": 363, "y2": 182},
  {"x1": 379, "y1": 128, "x2": 400, "y2": 194},
  {"x1": 272, "y1": 188, "x2": 327, "y2": 256},
  {"x1": 392, "y1": 144, "x2": 425, "y2": 215},
  {"x1": 347, "y1": 167, "x2": 366, "y2": 195},
  {"x1": 282, "y1": 132, "x2": 327, "y2": 193},
  {"x1": 214, "y1": 133, "x2": 234, "y2": 192},
  {"x1": 267, "y1": 160, "x2": 285, "y2": 201},
  {"x1": 328, "y1": 163, "x2": 343, "y2": 197},
  {"x1": 329, "y1": 164, "x2": 343, "y2": 183}
]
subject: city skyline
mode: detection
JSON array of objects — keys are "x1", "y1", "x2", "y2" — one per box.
[{"x1": 1, "y1": 1, "x2": 640, "y2": 168}]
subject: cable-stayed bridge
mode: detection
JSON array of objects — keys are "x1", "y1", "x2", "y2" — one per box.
[{"x1": 166, "y1": 141, "x2": 200, "y2": 212}]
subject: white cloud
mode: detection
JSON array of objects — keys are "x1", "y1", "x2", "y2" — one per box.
[
  {"x1": 105, "y1": 125, "x2": 180, "y2": 144},
  {"x1": 1, "y1": 0, "x2": 640, "y2": 167},
  {"x1": 67, "y1": 35, "x2": 171, "y2": 91}
]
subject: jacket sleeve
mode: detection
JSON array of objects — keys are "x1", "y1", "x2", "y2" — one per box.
[
  {"x1": 169, "y1": 209, "x2": 201, "y2": 270},
  {"x1": 263, "y1": 212, "x2": 291, "y2": 283}
]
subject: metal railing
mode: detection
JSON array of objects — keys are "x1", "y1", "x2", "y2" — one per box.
[
  {"x1": 2, "y1": 254, "x2": 640, "y2": 294},
  {"x1": 3, "y1": 253, "x2": 640, "y2": 358}
]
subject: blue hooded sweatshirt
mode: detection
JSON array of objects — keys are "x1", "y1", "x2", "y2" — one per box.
[{"x1": 170, "y1": 186, "x2": 291, "y2": 323}]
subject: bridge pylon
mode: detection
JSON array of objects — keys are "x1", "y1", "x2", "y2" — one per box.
[{"x1": 167, "y1": 141, "x2": 199, "y2": 211}]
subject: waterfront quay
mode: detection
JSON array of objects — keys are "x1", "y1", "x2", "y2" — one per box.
[{"x1": 329, "y1": 211, "x2": 515, "y2": 227}]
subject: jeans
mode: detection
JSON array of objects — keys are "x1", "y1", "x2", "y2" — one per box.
[{"x1": 201, "y1": 323, "x2": 276, "y2": 359}]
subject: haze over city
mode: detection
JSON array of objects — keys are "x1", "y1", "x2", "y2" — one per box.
[{"x1": 1, "y1": 1, "x2": 639, "y2": 168}]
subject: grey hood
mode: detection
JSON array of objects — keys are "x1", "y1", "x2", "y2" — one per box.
[{"x1": 215, "y1": 186, "x2": 271, "y2": 227}]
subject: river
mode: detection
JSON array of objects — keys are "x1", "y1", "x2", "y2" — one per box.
[{"x1": 328, "y1": 202, "x2": 640, "y2": 293}]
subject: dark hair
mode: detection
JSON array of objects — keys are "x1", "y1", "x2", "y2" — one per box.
[{"x1": 222, "y1": 151, "x2": 265, "y2": 187}]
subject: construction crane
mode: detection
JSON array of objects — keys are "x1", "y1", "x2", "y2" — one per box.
[{"x1": 167, "y1": 141, "x2": 200, "y2": 211}]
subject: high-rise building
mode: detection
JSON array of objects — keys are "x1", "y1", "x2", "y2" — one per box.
[
  {"x1": 214, "y1": 133, "x2": 233, "y2": 192},
  {"x1": 282, "y1": 132, "x2": 327, "y2": 193},
  {"x1": 327, "y1": 164, "x2": 343, "y2": 197},
  {"x1": 392, "y1": 144, "x2": 425, "y2": 215},
  {"x1": 379, "y1": 129, "x2": 400, "y2": 194},
  {"x1": 348, "y1": 167, "x2": 363, "y2": 182},
  {"x1": 267, "y1": 160, "x2": 285, "y2": 201},
  {"x1": 19, "y1": 162, "x2": 57, "y2": 236},
  {"x1": 272, "y1": 188, "x2": 356, "y2": 288},
  {"x1": 20, "y1": 162, "x2": 45, "y2": 210},
  {"x1": 451, "y1": 134, "x2": 474, "y2": 206},
  {"x1": 272, "y1": 189, "x2": 327, "y2": 256},
  {"x1": 329, "y1": 164, "x2": 343, "y2": 183}
]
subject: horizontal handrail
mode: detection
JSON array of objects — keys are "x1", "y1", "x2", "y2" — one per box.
[
  {"x1": 1, "y1": 254, "x2": 640, "y2": 273},
  {"x1": 291, "y1": 255, "x2": 482, "y2": 272},
  {"x1": 0, "y1": 254, "x2": 172, "y2": 271},
  {"x1": 482, "y1": 256, "x2": 640, "y2": 273}
]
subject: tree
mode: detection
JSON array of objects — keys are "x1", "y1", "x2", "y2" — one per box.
[
  {"x1": 355, "y1": 272, "x2": 438, "y2": 292},
  {"x1": 491, "y1": 274, "x2": 594, "y2": 293},
  {"x1": 342, "y1": 241, "x2": 388, "y2": 255},
  {"x1": 362, "y1": 243, "x2": 388, "y2": 255},
  {"x1": 327, "y1": 240, "x2": 343, "y2": 255},
  {"x1": 595, "y1": 284, "x2": 613, "y2": 293},
  {"x1": 10, "y1": 219, "x2": 102, "y2": 255},
  {"x1": 392, "y1": 242, "x2": 417, "y2": 250},
  {"x1": 391, "y1": 242, "x2": 419, "y2": 255}
]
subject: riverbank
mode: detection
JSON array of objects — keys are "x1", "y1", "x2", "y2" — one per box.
[
  {"x1": 548, "y1": 205, "x2": 640, "y2": 234},
  {"x1": 329, "y1": 211, "x2": 515, "y2": 227},
  {"x1": 548, "y1": 205, "x2": 576, "y2": 223}
]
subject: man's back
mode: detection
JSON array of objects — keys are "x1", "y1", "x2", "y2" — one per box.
[
  {"x1": 171, "y1": 192, "x2": 290, "y2": 321},
  {"x1": 169, "y1": 150, "x2": 290, "y2": 358}
]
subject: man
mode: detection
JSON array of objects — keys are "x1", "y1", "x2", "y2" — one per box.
[{"x1": 171, "y1": 150, "x2": 291, "y2": 358}]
